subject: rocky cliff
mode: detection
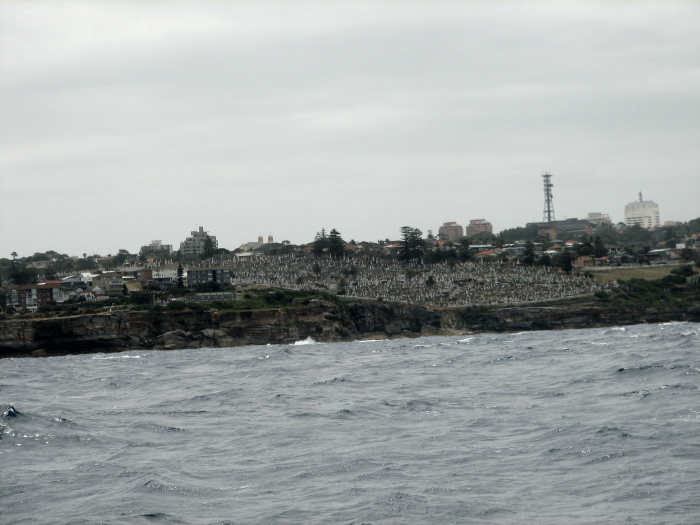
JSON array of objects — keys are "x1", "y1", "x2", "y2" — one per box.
[
  {"x1": 0, "y1": 299, "x2": 449, "y2": 358},
  {"x1": 440, "y1": 304, "x2": 700, "y2": 333},
  {"x1": 1, "y1": 300, "x2": 698, "y2": 358}
]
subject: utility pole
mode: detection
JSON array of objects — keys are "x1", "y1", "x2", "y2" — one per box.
[{"x1": 542, "y1": 172, "x2": 555, "y2": 223}]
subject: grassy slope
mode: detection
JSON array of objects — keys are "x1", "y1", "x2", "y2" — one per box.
[{"x1": 588, "y1": 266, "x2": 673, "y2": 282}]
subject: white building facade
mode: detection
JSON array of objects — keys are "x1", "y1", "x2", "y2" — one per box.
[
  {"x1": 179, "y1": 226, "x2": 218, "y2": 256},
  {"x1": 624, "y1": 194, "x2": 660, "y2": 229}
]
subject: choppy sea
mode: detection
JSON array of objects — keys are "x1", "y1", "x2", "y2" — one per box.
[{"x1": 2, "y1": 322, "x2": 699, "y2": 524}]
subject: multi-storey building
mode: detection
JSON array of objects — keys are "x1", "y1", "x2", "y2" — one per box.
[
  {"x1": 141, "y1": 266, "x2": 180, "y2": 290},
  {"x1": 526, "y1": 218, "x2": 593, "y2": 239},
  {"x1": 140, "y1": 240, "x2": 174, "y2": 255},
  {"x1": 438, "y1": 222, "x2": 464, "y2": 241},
  {"x1": 187, "y1": 267, "x2": 231, "y2": 286},
  {"x1": 60, "y1": 272, "x2": 96, "y2": 288},
  {"x1": 5, "y1": 284, "x2": 66, "y2": 312},
  {"x1": 466, "y1": 219, "x2": 493, "y2": 237},
  {"x1": 586, "y1": 213, "x2": 612, "y2": 227},
  {"x1": 92, "y1": 273, "x2": 126, "y2": 296},
  {"x1": 179, "y1": 226, "x2": 218, "y2": 256},
  {"x1": 624, "y1": 194, "x2": 660, "y2": 229}
]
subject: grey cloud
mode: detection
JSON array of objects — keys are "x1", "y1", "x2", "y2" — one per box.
[{"x1": 2, "y1": 1, "x2": 699, "y2": 255}]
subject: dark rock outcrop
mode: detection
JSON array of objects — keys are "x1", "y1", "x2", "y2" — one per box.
[
  {"x1": 1, "y1": 300, "x2": 698, "y2": 358},
  {"x1": 440, "y1": 304, "x2": 700, "y2": 332}
]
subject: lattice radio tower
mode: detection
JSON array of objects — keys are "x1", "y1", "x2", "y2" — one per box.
[{"x1": 542, "y1": 172, "x2": 555, "y2": 222}]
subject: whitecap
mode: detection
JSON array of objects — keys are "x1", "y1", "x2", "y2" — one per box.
[
  {"x1": 92, "y1": 355, "x2": 143, "y2": 360},
  {"x1": 293, "y1": 337, "x2": 316, "y2": 345}
]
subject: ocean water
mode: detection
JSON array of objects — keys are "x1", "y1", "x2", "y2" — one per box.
[{"x1": 2, "y1": 322, "x2": 699, "y2": 525}]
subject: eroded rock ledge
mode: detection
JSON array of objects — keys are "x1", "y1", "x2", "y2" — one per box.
[{"x1": 1, "y1": 299, "x2": 698, "y2": 358}]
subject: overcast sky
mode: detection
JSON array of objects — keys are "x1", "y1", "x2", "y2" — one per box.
[{"x1": 2, "y1": 1, "x2": 699, "y2": 257}]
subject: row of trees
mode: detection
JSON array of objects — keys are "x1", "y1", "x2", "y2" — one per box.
[
  {"x1": 312, "y1": 229, "x2": 345, "y2": 257},
  {"x1": 4, "y1": 216, "x2": 699, "y2": 285}
]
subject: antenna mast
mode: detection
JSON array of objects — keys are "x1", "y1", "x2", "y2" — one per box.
[{"x1": 542, "y1": 172, "x2": 555, "y2": 222}]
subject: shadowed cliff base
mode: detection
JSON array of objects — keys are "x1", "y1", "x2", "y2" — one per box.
[{"x1": 1, "y1": 292, "x2": 699, "y2": 358}]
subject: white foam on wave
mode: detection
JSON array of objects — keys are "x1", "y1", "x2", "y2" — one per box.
[
  {"x1": 293, "y1": 337, "x2": 316, "y2": 345},
  {"x1": 92, "y1": 355, "x2": 143, "y2": 360}
]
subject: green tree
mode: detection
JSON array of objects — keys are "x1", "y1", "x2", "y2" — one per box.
[
  {"x1": 456, "y1": 238, "x2": 472, "y2": 262},
  {"x1": 470, "y1": 231, "x2": 495, "y2": 244},
  {"x1": 75, "y1": 257, "x2": 98, "y2": 271},
  {"x1": 399, "y1": 227, "x2": 424, "y2": 262},
  {"x1": 130, "y1": 291, "x2": 153, "y2": 305},
  {"x1": 679, "y1": 247, "x2": 697, "y2": 262},
  {"x1": 201, "y1": 237, "x2": 215, "y2": 259},
  {"x1": 619, "y1": 224, "x2": 653, "y2": 245},
  {"x1": 195, "y1": 281, "x2": 223, "y2": 293},
  {"x1": 561, "y1": 248, "x2": 573, "y2": 273},
  {"x1": 113, "y1": 249, "x2": 131, "y2": 267},
  {"x1": 522, "y1": 241, "x2": 536, "y2": 266},
  {"x1": 176, "y1": 263, "x2": 185, "y2": 288},
  {"x1": 313, "y1": 229, "x2": 328, "y2": 256},
  {"x1": 7, "y1": 254, "x2": 37, "y2": 285},
  {"x1": 327, "y1": 228, "x2": 345, "y2": 257},
  {"x1": 577, "y1": 237, "x2": 594, "y2": 256},
  {"x1": 593, "y1": 236, "x2": 608, "y2": 258},
  {"x1": 594, "y1": 224, "x2": 619, "y2": 245},
  {"x1": 536, "y1": 253, "x2": 551, "y2": 267},
  {"x1": 671, "y1": 264, "x2": 695, "y2": 277},
  {"x1": 499, "y1": 225, "x2": 538, "y2": 242}
]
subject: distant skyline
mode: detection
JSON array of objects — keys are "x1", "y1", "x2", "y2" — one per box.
[{"x1": 2, "y1": 1, "x2": 699, "y2": 257}]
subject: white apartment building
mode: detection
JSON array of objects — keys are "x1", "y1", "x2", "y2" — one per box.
[
  {"x1": 624, "y1": 194, "x2": 660, "y2": 229},
  {"x1": 140, "y1": 240, "x2": 174, "y2": 255},
  {"x1": 586, "y1": 212, "x2": 612, "y2": 227},
  {"x1": 179, "y1": 226, "x2": 218, "y2": 256}
]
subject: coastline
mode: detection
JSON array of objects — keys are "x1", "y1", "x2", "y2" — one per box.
[{"x1": 2, "y1": 298, "x2": 699, "y2": 359}]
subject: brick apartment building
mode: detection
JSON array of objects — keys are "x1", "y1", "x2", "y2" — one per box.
[
  {"x1": 5, "y1": 284, "x2": 66, "y2": 312},
  {"x1": 438, "y1": 222, "x2": 464, "y2": 241},
  {"x1": 466, "y1": 219, "x2": 493, "y2": 237}
]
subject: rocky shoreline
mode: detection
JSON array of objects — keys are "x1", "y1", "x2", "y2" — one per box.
[{"x1": 1, "y1": 299, "x2": 699, "y2": 358}]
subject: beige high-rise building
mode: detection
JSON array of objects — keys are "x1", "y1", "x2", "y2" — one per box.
[
  {"x1": 438, "y1": 222, "x2": 464, "y2": 241},
  {"x1": 466, "y1": 219, "x2": 493, "y2": 237},
  {"x1": 624, "y1": 194, "x2": 660, "y2": 229}
]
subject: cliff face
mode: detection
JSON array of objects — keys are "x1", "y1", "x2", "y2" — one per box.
[
  {"x1": 440, "y1": 304, "x2": 700, "y2": 332},
  {"x1": 0, "y1": 314, "x2": 131, "y2": 357},
  {"x1": 0, "y1": 300, "x2": 454, "y2": 358},
  {"x1": 1, "y1": 300, "x2": 698, "y2": 358}
]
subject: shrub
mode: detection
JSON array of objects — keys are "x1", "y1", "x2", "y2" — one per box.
[
  {"x1": 166, "y1": 301, "x2": 187, "y2": 311},
  {"x1": 187, "y1": 303, "x2": 208, "y2": 313},
  {"x1": 130, "y1": 292, "x2": 153, "y2": 305},
  {"x1": 671, "y1": 265, "x2": 695, "y2": 277}
]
